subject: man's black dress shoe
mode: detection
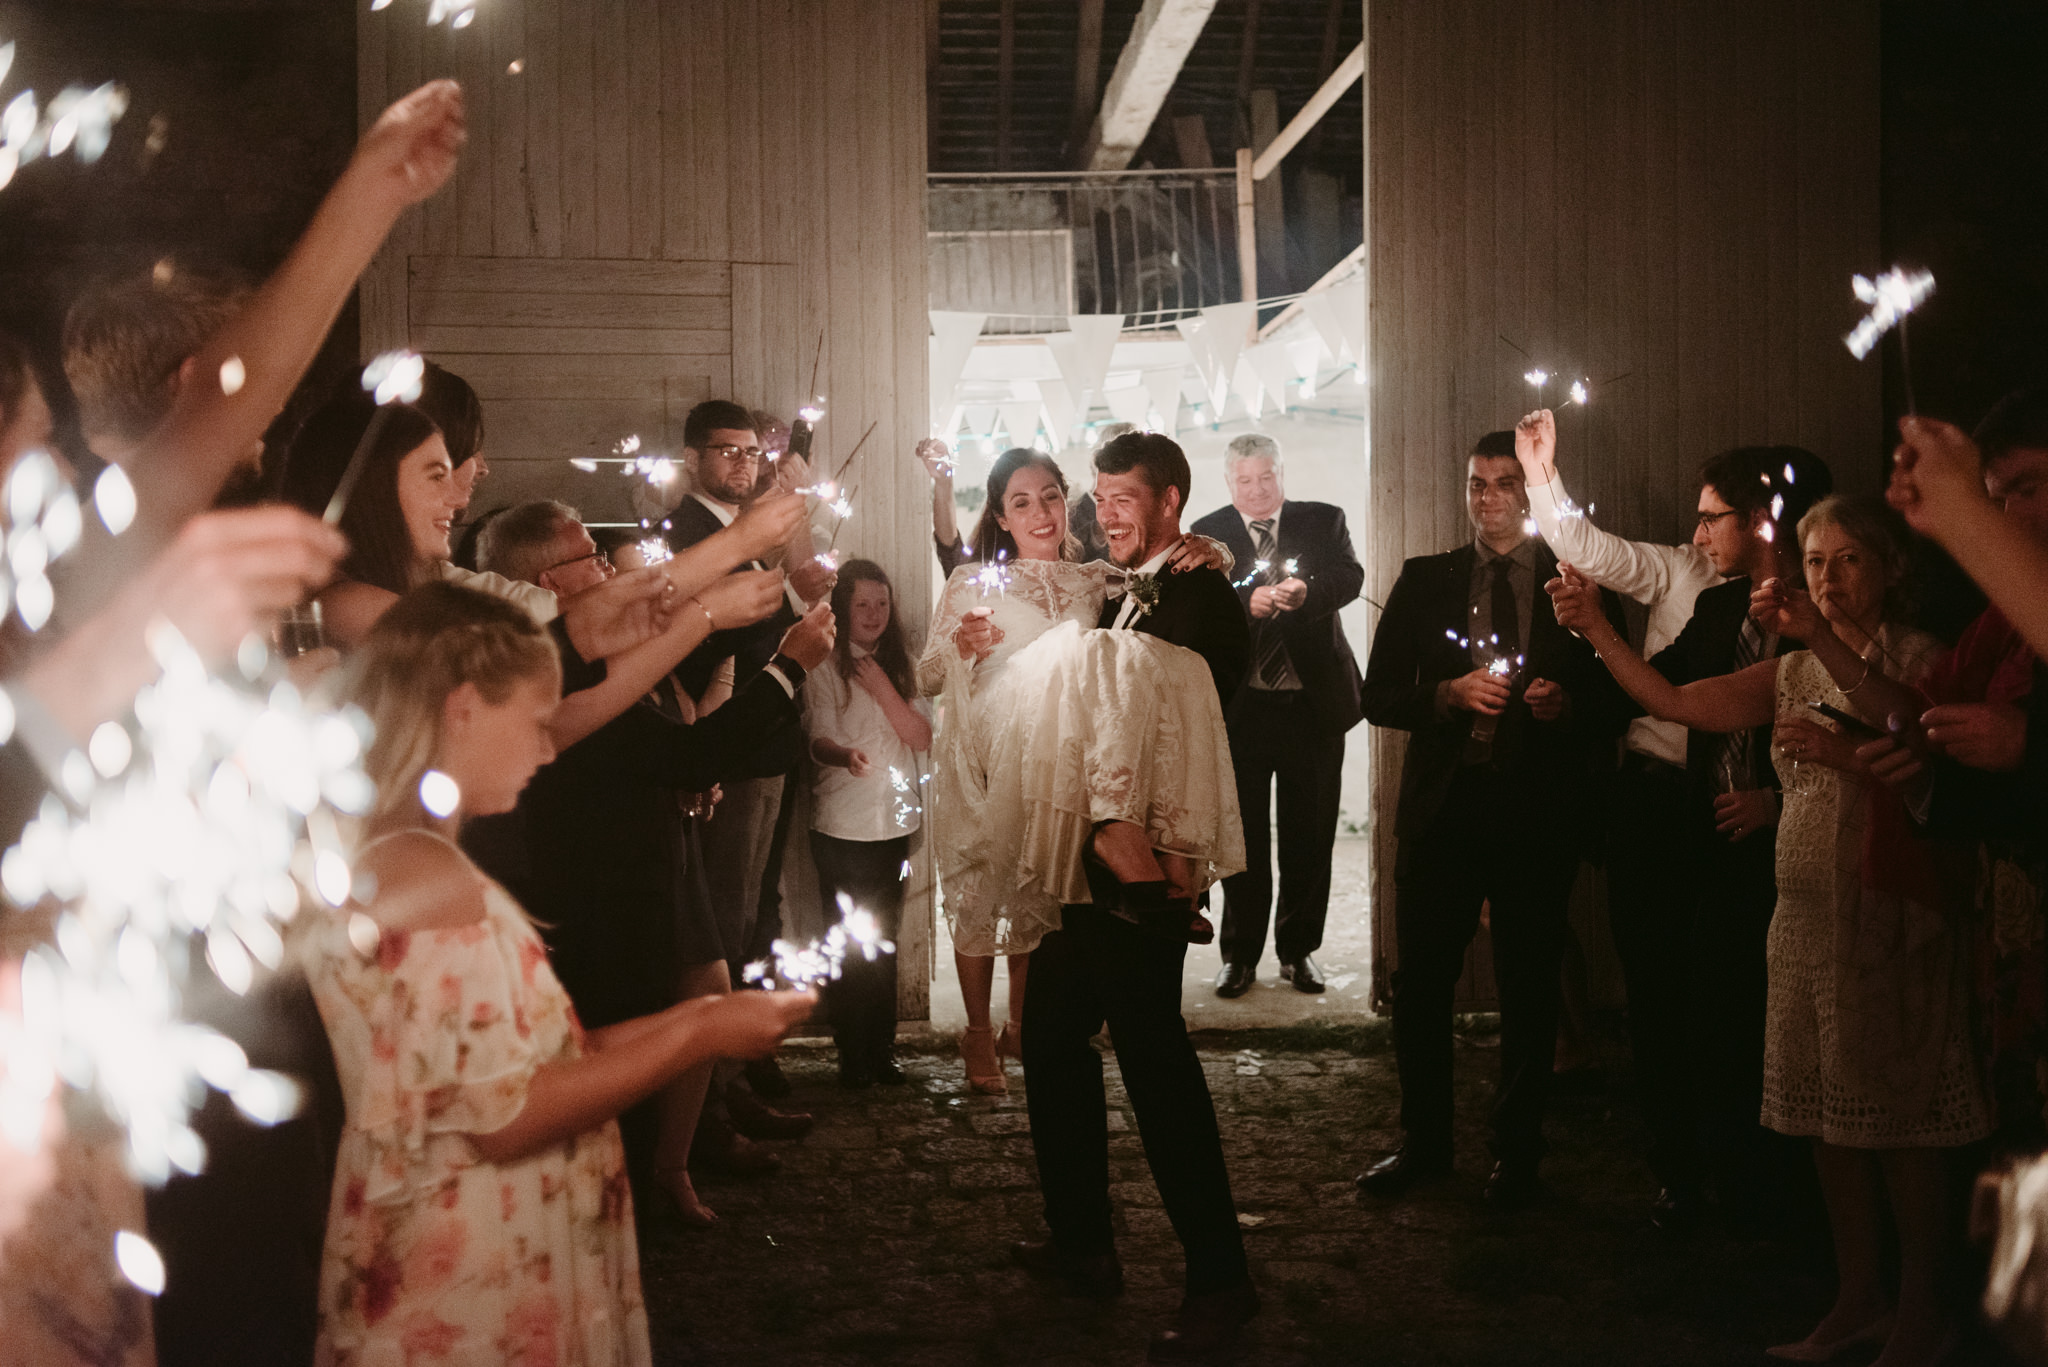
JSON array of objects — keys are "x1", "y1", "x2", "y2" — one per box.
[
  {"x1": 1214, "y1": 962, "x2": 1256, "y2": 998},
  {"x1": 1010, "y1": 1239, "x2": 1124, "y2": 1298},
  {"x1": 1278, "y1": 954, "x2": 1326, "y2": 994},
  {"x1": 1148, "y1": 1278, "x2": 1260, "y2": 1362},
  {"x1": 1649, "y1": 1185, "x2": 1703, "y2": 1234},
  {"x1": 1482, "y1": 1160, "x2": 1542, "y2": 1211},
  {"x1": 1354, "y1": 1145, "x2": 1452, "y2": 1196}
]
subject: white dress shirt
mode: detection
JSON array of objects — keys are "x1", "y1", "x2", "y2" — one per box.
[
  {"x1": 441, "y1": 562, "x2": 559, "y2": 624},
  {"x1": 694, "y1": 493, "x2": 810, "y2": 616},
  {"x1": 1526, "y1": 472, "x2": 1723, "y2": 766},
  {"x1": 1111, "y1": 541, "x2": 1180, "y2": 630},
  {"x1": 803, "y1": 644, "x2": 929, "y2": 842}
]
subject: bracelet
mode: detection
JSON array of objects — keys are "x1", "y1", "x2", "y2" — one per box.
[
  {"x1": 686, "y1": 597, "x2": 716, "y2": 632},
  {"x1": 1842, "y1": 655, "x2": 1873, "y2": 695}
]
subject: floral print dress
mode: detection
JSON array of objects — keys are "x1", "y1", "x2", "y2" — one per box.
[{"x1": 307, "y1": 834, "x2": 649, "y2": 1367}]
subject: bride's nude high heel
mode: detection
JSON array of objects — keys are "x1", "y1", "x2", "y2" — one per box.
[
  {"x1": 996, "y1": 1020, "x2": 1023, "y2": 1061},
  {"x1": 960, "y1": 1025, "x2": 1008, "y2": 1094}
]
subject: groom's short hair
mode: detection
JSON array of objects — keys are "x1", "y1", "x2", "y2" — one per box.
[{"x1": 1096, "y1": 432, "x2": 1190, "y2": 511}]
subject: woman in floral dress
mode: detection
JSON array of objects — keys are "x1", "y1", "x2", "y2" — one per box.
[{"x1": 309, "y1": 583, "x2": 812, "y2": 1366}]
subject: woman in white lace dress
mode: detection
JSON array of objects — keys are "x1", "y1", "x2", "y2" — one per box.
[
  {"x1": 1552, "y1": 495, "x2": 1985, "y2": 1367},
  {"x1": 916, "y1": 448, "x2": 1242, "y2": 1093}
]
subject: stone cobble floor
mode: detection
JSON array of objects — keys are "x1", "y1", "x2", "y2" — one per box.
[{"x1": 633, "y1": 1023, "x2": 1957, "y2": 1366}]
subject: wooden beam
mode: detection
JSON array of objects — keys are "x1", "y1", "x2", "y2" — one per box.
[
  {"x1": 1235, "y1": 145, "x2": 1257, "y2": 314},
  {"x1": 1234, "y1": 0, "x2": 1263, "y2": 108},
  {"x1": 997, "y1": 0, "x2": 1015, "y2": 171},
  {"x1": 1173, "y1": 113, "x2": 1214, "y2": 168},
  {"x1": 926, "y1": 0, "x2": 942, "y2": 166},
  {"x1": 1250, "y1": 88, "x2": 1287, "y2": 290},
  {"x1": 1251, "y1": 40, "x2": 1363, "y2": 180},
  {"x1": 1077, "y1": 0, "x2": 1221, "y2": 171},
  {"x1": 1068, "y1": 0, "x2": 1105, "y2": 155},
  {"x1": 1303, "y1": 0, "x2": 1345, "y2": 160}
]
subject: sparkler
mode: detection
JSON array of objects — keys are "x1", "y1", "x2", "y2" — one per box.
[
  {"x1": 916, "y1": 437, "x2": 956, "y2": 477},
  {"x1": 888, "y1": 765, "x2": 920, "y2": 830},
  {"x1": 1523, "y1": 369, "x2": 1549, "y2": 398},
  {"x1": 0, "y1": 48, "x2": 130, "y2": 193},
  {"x1": 814, "y1": 549, "x2": 840, "y2": 573},
  {"x1": 1845, "y1": 266, "x2": 1935, "y2": 414},
  {"x1": 740, "y1": 895, "x2": 895, "y2": 990},
  {"x1": 633, "y1": 534, "x2": 673, "y2": 567},
  {"x1": 971, "y1": 551, "x2": 1012, "y2": 597},
  {"x1": 324, "y1": 350, "x2": 425, "y2": 526}
]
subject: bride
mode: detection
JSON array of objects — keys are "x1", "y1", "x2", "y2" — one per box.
[{"x1": 916, "y1": 445, "x2": 1245, "y2": 1093}]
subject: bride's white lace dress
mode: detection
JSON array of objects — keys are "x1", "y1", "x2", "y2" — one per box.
[{"x1": 916, "y1": 558, "x2": 1245, "y2": 957}]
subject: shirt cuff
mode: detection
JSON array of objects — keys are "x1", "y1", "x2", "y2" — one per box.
[{"x1": 764, "y1": 655, "x2": 807, "y2": 697}]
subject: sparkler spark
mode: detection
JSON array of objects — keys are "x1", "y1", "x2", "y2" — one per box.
[
  {"x1": 814, "y1": 550, "x2": 840, "y2": 573},
  {"x1": 218, "y1": 357, "x2": 246, "y2": 397},
  {"x1": 0, "y1": 69, "x2": 128, "y2": 193},
  {"x1": 1523, "y1": 369, "x2": 1550, "y2": 391},
  {"x1": 633, "y1": 535, "x2": 672, "y2": 567},
  {"x1": 971, "y1": 552, "x2": 1012, "y2": 598},
  {"x1": 360, "y1": 349, "x2": 424, "y2": 407},
  {"x1": 740, "y1": 895, "x2": 895, "y2": 990},
  {"x1": 888, "y1": 765, "x2": 920, "y2": 830},
  {"x1": 1568, "y1": 379, "x2": 1589, "y2": 406},
  {"x1": 1845, "y1": 267, "x2": 1935, "y2": 360},
  {"x1": 568, "y1": 458, "x2": 599, "y2": 473}
]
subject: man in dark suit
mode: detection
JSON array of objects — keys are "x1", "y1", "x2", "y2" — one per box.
[
  {"x1": 1192, "y1": 433, "x2": 1364, "y2": 997},
  {"x1": 1356, "y1": 431, "x2": 1622, "y2": 1209},
  {"x1": 1016, "y1": 432, "x2": 1259, "y2": 1362}
]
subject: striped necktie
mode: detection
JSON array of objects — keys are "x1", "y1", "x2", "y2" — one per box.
[
  {"x1": 1250, "y1": 519, "x2": 1292, "y2": 687},
  {"x1": 1715, "y1": 615, "x2": 1764, "y2": 792}
]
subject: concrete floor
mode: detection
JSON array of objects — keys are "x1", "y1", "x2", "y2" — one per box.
[{"x1": 924, "y1": 837, "x2": 1375, "y2": 1038}]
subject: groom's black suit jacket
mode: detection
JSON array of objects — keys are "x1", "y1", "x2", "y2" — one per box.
[{"x1": 1094, "y1": 557, "x2": 1252, "y2": 712}]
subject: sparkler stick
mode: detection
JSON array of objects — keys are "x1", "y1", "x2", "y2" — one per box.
[
  {"x1": 1845, "y1": 267, "x2": 1935, "y2": 415},
  {"x1": 830, "y1": 420, "x2": 879, "y2": 488},
  {"x1": 322, "y1": 351, "x2": 424, "y2": 525}
]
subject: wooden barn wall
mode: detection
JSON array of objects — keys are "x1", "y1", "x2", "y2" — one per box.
[
  {"x1": 357, "y1": 0, "x2": 935, "y2": 1013},
  {"x1": 1362, "y1": 0, "x2": 1882, "y2": 1008}
]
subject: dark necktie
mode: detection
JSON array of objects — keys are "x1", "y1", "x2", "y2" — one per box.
[
  {"x1": 1250, "y1": 519, "x2": 1292, "y2": 687},
  {"x1": 1716, "y1": 615, "x2": 1764, "y2": 792},
  {"x1": 1489, "y1": 558, "x2": 1520, "y2": 661}
]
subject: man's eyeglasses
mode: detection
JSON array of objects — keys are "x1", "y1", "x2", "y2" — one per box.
[
  {"x1": 700, "y1": 443, "x2": 766, "y2": 464},
  {"x1": 544, "y1": 548, "x2": 613, "y2": 576},
  {"x1": 1695, "y1": 509, "x2": 1741, "y2": 531}
]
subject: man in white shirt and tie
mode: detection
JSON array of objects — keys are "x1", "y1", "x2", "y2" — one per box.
[{"x1": 1517, "y1": 408, "x2": 1830, "y2": 1233}]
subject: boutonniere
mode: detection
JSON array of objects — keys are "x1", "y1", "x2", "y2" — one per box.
[{"x1": 1128, "y1": 572, "x2": 1160, "y2": 618}]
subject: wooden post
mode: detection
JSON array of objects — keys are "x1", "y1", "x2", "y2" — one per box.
[{"x1": 1235, "y1": 145, "x2": 1257, "y2": 328}]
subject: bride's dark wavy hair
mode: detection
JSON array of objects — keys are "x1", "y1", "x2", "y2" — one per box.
[{"x1": 969, "y1": 447, "x2": 1082, "y2": 563}]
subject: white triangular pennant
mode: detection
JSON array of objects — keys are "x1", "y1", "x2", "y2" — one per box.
[
  {"x1": 1328, "y1": 280, "x2": 1365, "y2": 365},
  {"x1": 1038, "y1": 377, "x2": 1078, "y2": 449},
  {"x1": 928, "y1": 311, "x2": 987, "y2": 427},
  {"x1": 996, "y1": 400, "x2": 1043, "y2": 449},
  {"x1": 1247, "y1": 343, "x2": 1299, "y2": 412},
  {"x1": 1103, "y1": 385, "x2": 1152, "y2": 427},
  {"x1": 1300, "y1": 291, "x2": 1349, "y2": 363},
  {"x1": 1199, "y1": 301, "x2": 1257, "y2": 397},
  {"x1": 1232, "y1": 355, "x2": 1267, "y2": 418},
  {"x1": 964, "y1": 404, "x2": 1000, "y2": 438},
  {"x1": 1142, "y1": 367, "x2": 1185, "y2": 431},
  {"x1": 1064, "y1": 314, "x2": 1125, "y2": 407}
]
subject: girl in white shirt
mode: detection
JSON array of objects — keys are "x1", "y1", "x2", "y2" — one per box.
[{"x1": 803, "y1": 560, "x2": 933, "y2": 1086}]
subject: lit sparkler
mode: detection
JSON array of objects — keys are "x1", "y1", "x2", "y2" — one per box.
[
  {"x1": 1568, "y1": 379, "x2": 1589, "y2": 406},
  {"x1": 971, "y1": 551, "x2": 1012, "y2": 597},
  {"x1": 323, "y1": 350, "x2": 425, "y2": 525},
  {"x1": 917, "y1": 437, "x2": 956, "y2": 477},
  {"x1": 1845, "y1": 266, "x2": 1936, "y2": 413},
  {"x1": 740, "y1": 895, "x2": 895, "y2": 990},
  {"x1": 0, "y1": 49, "x2": 130, "y2": 193},
  {"x1": 888, "y1": 765, "x2": 920, "y2": 830},
  {"x1": 1523, "y1": 368, "x2": 1550, "y2": 397},
  {"x1": 814, "y1": 549, "x2": 840, "y2": 573}
]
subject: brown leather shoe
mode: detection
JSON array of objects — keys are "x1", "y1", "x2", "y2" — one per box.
[
  {"x1": 1148, "y1": 1278, "x2": 1260, "y2": 1361},
  {"x1": 1009, "y1": 1239, "x2": 1124, "y2": 1298},
  {"x1": 724, "y1": 1083, "x2": 814, "y2": 1141}
]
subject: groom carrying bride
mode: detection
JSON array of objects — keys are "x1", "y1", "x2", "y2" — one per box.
[{"x1": 1014, "y1": 432, "x2": 1260, "y2": 1362}]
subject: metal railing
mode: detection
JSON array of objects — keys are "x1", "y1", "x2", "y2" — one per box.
[{"x1": 927, "y1": 169, "x2": 1244, "y2": 334}]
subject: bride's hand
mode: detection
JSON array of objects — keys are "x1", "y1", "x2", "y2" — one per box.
[
  {"x1": 954, "y1": 606, "x2": 1002, "y2": 662},
  {"x1": 1165, "y1": 534, "x2": 1232, "y2": 575}
]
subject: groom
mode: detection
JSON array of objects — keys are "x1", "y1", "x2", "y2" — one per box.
[{"x1": 1016, "y1": 432, "x2": 1258, "y2": 1362}]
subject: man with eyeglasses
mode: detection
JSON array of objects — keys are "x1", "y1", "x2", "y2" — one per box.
[
  {"x1": 1516, "y1": 411, "x2": 1830, "y2": 1235},
  {"x1": 666, "y1": 398, "x2": 826, "y2": 1117}
]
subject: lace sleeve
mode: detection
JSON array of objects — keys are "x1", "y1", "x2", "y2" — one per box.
[{"x1": 916, "y1": 566, "x2": 976, "y2": 696}]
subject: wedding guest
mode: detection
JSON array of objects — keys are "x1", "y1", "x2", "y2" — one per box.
[
  {"x1": 1517, "y1": 409, "x2": 1832, "y2": 1231},
  {"x1": 1860, "y1": 388, "x2": 2045, "y2": 1150},
  {"x1": 477, "y1": 499, "x2": 826, "y2": 1217},
  {"x1": 1356, "y1": 431, "x2": 1621, "y2": 1210},
  {"x1": 804, "y1": 560, "x2": 931, "y2": 1087},
  {"x1": 665, "y1": 400, "x2": 816, "y2": 1122},
  {"x1": 1552, "y1": 496, "x2": 1989, "y2": 1367},
  {"x1": 1191, "y1": 433, "x2": 1364, "y2": 998},
  {"x1": 311, "y1": 582, "x2": 814, "y2": 1365}
]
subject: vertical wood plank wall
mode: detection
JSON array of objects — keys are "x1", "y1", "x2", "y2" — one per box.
[
  {"x1": 1363, "y1": 0, "x2": 1881, "y2": 1007},
  {"x1": 358, "y1": 0, "x2": 936, "y2": 1014}
]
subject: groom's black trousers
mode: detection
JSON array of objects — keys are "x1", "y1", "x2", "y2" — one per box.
[{"x1": 1022, "y1": 903, "x2": 1248, "y2": 1294}]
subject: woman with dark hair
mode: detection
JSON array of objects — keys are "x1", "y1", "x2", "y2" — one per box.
[
  {"x1": 916, "y1": 444, "x2": 1240, "y2": 1092},
  {"x1": 804, "y1": 559, "x2": 932, "y2": 1087},
  {"x1": 302, "y1": 403, "x2": 471, "y2": 646}
]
